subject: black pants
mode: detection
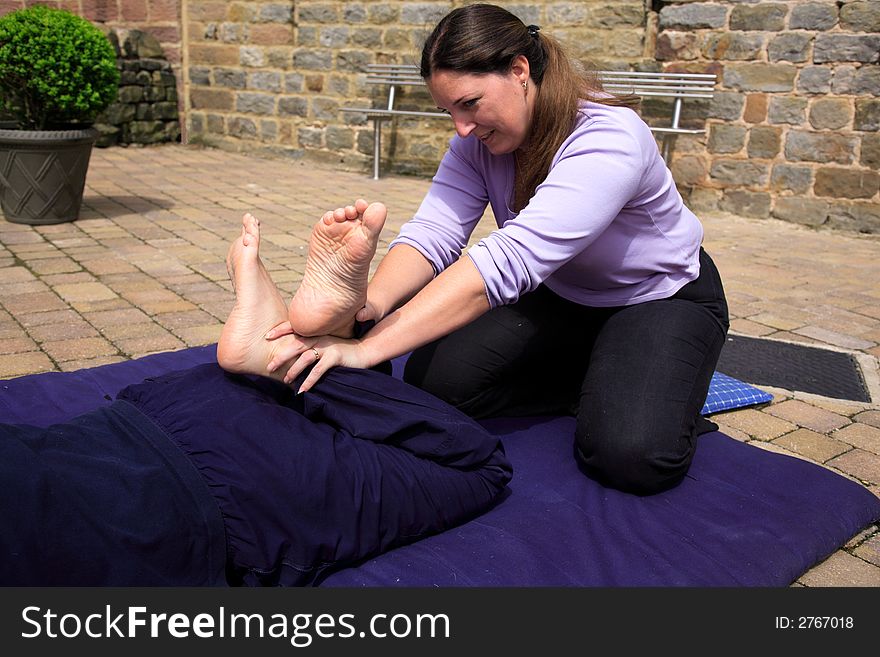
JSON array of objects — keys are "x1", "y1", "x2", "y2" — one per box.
[{"x1": 405, "y1": 248, "x2": 729, "y2": 495}]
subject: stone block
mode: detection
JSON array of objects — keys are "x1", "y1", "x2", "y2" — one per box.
[
  {"x1": 730, "y1": 4, "x2": 787, "y2": 31},
  {"x1": 248, "y1": 71, "x2": 282, "y2": 92},
  {"x1": 239, "y1": 46, "x2": 266, "y2": 68},
  {"x1": 351, "y1": 28, "x2": 383, "y2": 48},
  {"x1": 840, "y1": 2, "x2": 880, "y2": 32},
  {"x1": 768, "y1": 96, "x2": 808, "y2": 124},
  {"x1": 228, "y1": 117, "x2": 257, "y2": 139},
  {"x1": 298, "y1": 127, "x2": 324, "y2": 148},
  {"x1": 259, "y1": 3, "x2": 293, "y2": 24},
  {"x1": 368, "y1": 4, "x2": 399, "y2": 24},
  {"x1": 861, "y1": 134, "x2": 880, "y2": 169},
  {"x1": 655, "y1": 32, "x2": 700, "y2": 61},
  {"x1": 855, "y1": 99, "x2": 880, "y2": 131},
  {"x1": 326, "y1": 126, "x2": 354, "y2": 150},
  {"x1": 260, "y1": 120, "x2": 278, "y2": 141},
  {"x1": 312, "y1": 97, "x2": 340, "y2": 120},
  {"x1": 190, "y1": 88, "x2": 234, "y2": 111},
  {"x1": 591, "y1": 6, "x2": 645, "y2": 28},
  {"x1": 768, "y1": 33, "x2": 812, "y2": 63},
  {"x1": 723, "y1": 63, "x2": 797, "y2": 92},
  {"x1": 814, "y1": 34, "x2": 880, "y2": 63},
  {"x1": 236, "y1": 92, "x2": 276, "y2": 115},
  {"x1": 789, "y1": 2, "x2": 838, "y2": 30},
  {"x1": 319, "y1": 26, "x2": 349, "y2": 48},
  {"x1": 659, "y1": 4, "x2": 727, "y2": 30},
  {"x1": 118, "y1": 85, "x2": 145, "y2": 103},
  {"x1": 708, "y1": 124, "x2": 746, "y2": 153},
  {"x1": 306, "y1": 75, "x2": 324, "y2": 93},
  {"x1": 809, "y1": 98, "x2": 853, "y2": 130},
  {"x1": 770, "y1": 164, "x2": 813, "y2": 194},
  {"x1": 214, "y1": 68, "x2": 246, "y2": 89},
  {"x1": 400, "y1": 3, "x2": 449, "y2": 26},
  {"x1": 344, "y1": 4, "x2": 367, "y2": 23},
  {"x1": 669, "y1": 155, "x2": 708, "y2": 185},
  {"x1": 708, "y1": 92, "x2": 745, "y2": 121},
  {"x1": 771, "y1": 197, "x2": 829, "y2": 226},
  {"x1": 298, "y1": 4, "x2": 339, "y2": 23},
  {"x1": 702, "y1": 33, "x2": 764, "y2": 60},
  {"x1": 292, "y1": 48, "x2": 332, "y2": 71},
  {"x1": 826, "y1": 201, "x2": 880, "y2": 233},
  {"x1": 336, "y1": 50, "x2": 372, "y2": 73},
  {"x1": 747, "y1": 126, "x2": 782, "y2": 159},
  {"x1": 814, "y1": 168, "x2": 880, "y2": 199},
  {"x1": 797, "y1": 66, "x2": 833, "y2": 94},
  {"x1": 743, "y1": 94, "x2": 768, "y2": 124},
  {"x1": 719, "y1": 190, "x2": 771, "y2": 218},
  {"x1": 785, "y1": 131, "x2": 857, "y2": 164},
  {"x1": 285, "y1": 73, "x2": 305, "y2": 93},
  {"x1": 278, "y1": 96, "x2": 308, "y2": 117},
  {"x1": 709, "y1": 159, "x2": 769, "y2": 186}
]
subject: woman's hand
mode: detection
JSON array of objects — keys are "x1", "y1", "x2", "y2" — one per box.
[{"x1": 280, "y1": 336, "x2": 373, "y2": 394}]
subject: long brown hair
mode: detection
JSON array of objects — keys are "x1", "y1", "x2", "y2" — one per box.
[{"x1": 421, "y1": 3, "x2": 636, "y2": 211}]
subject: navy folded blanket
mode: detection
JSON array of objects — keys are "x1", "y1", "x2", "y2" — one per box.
[{"x1": 1, "y1": 345, "x2": 878, "y2": 587}]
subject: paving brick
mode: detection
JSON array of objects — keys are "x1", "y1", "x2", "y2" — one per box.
[
  {"x1": 99, "y1": 322, "x2": 175, "y2": 342},
  {"x1": 828, "y1": 449, "x2": 880, "y2": 485},
  {"x1": 772, "y1": 428, "x2": 850, "y2": 462},
  {"x1": 26, "y1": 257, "x2": 82, "y2": 276},
  {"x1": 174, "y1": 324, "x2": 223, "y2": 346},
  {"x1": 58, "y1": 355, "x2": 128, "y2": 372},
  {"x1": 832, "y1": 423, "x2": 880, "y2": 455},
  {"x1": 853, "y1": 532, "x2": 880, "y2": 568},
  {"x1": 854, "y1": 410, "x2": 880, "y2": 429},
  {"x1": 797, "y1": 550, "x2": 880, "y2": 587},
  {"x1": 27, "y1": 321, "x2": 100, "y2": 343},
  {"x1": 116, "y1": 333, "x2": 186, "y2": 357},
  {"x1": 41, "y1": 337, "x2": 119, "y2": 362},
  {"x1": 0, "y1": 351, "x2": 55, "y2": 378},
  {"x1": 154, "y1": 309, "x2": 220, "y2": 330},
  {"x1": 765, "y1": 399, "x2": 851, "y2": 432},
  {"x1": 53, "y1": 282, "x2": 119, "y2": 304},
  {"x1": 710, "y1": 408, "x2": 798, "y2": 440},
  {"x1": 1, "y1": 292, "x2": 69, "y2": 315},
  {"x1": 0, "y1": 337, "x2": 40, "y2": 355}
]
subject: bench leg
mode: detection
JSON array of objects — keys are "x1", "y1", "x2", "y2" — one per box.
[
  {"x1": 372, "y1": 118, "x2": 381, "y2": 180},
  {"x1": 661, "y1": 134, "x2": 674, "y2": 164}
]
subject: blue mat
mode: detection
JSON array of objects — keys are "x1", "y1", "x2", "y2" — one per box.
[{"x1": 2, "y1": 345, "x2": 876, "y2": 587}]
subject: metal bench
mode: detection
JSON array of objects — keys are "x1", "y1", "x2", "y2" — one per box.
[{"x1": 342, "y1": 64, "x2": 716, "y2": 179}]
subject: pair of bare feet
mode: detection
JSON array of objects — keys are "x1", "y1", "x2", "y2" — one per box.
[{"x1": 216, "y1": 199, "x2": 387, "y2": 383}]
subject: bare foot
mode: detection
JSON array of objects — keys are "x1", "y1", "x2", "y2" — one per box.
[
  {"x1": 217, "y1": 213, "x2": 310, "y2": 381},
  {"x1": 288, "y1": 199, "x2": 386, "y2": 337}
]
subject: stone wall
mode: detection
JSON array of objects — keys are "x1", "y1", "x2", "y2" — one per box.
[
  {"x1": 657, "y1": 0, "x2": 880, "y2": 232},
  {"x1": 183, "y1": 1, "x2": 649, "y2": 174},
  {"x1": 95, "y1": 29, "x2": 181, "y2": 146}
]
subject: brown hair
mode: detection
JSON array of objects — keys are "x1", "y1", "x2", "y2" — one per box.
[{"x1": 421, "y1": 3, "x2": 636, "y2": 211}]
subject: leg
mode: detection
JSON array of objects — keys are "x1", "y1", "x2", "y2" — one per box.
[
  {"x1": 404, "y1": 285, "x2": 589, "y2": 418},
  {"x1": 575, "y1": 251, "x2": 728, "y2": 495},
  {"x1": 288, "y1": 199, "x2": 387, "y2": 337},
  {"x1": 217, "y1": 213, "x2": 309, "y2": 381}
]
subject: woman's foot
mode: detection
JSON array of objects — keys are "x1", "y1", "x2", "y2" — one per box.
[
  {"x1": 288, "y1": 199, "x2": 386, "y2": 337},
  {"x1": 217, "y1": 213, "x2": 308, "y2": 381}
]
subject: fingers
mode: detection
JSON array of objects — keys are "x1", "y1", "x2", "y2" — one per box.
[
  {"x1": 294, "y1": 354, "x2": 333, "y2": 394},
  {"x1": 264, "y1": 320, "x2": 295, "y2": 341},
  {"x1": 281, "y1": 348, "x2": 327, "y2": 389},
  {"x1": 266, "y1": 335, "x2": 317, "y2": 373}
]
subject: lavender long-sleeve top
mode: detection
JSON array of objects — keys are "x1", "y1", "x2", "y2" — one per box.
[{"x1": 390, "y1": 101, "x2": 704, "y2": 308}]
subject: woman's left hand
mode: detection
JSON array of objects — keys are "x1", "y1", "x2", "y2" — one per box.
[{"x1": 281, "y1": 336, "x2": 373, "y2": 394}]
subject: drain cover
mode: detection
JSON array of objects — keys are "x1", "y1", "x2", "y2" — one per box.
[{"x1": 716, "y1": 334, "x2": 870, "y2": 403}]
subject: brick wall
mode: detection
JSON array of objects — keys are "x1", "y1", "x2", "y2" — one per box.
[{"x1": 658, "y1": 0, "x2": 880, "y2": 232}]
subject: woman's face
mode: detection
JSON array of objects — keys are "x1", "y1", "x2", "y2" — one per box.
[{"x1": 426, "y1": 56, "x2": 534, "y2": 155}]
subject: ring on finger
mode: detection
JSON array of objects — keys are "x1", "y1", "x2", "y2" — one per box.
[{"x1": 311, "y1": 347, "x2": 320, "y2": 361}]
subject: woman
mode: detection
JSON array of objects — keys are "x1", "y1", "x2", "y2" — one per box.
[{"x1": 274, "y1": 3, "x2": 729, "y2": 495}]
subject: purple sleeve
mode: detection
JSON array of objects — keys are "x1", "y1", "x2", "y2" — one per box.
[
  {"x1": 467, "y1": 114, "x2": 646, "y2": 307},
  {"x1": 389, "y1": 136, "x2": 490, "y2": 275}
]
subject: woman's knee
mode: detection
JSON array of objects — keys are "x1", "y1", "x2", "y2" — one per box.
[{"x1": 574, "y1": 426, "x2": 694, "y2": 495}]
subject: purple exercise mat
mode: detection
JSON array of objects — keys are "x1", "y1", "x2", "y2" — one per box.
[{"x1": 2, "y1": 345, "x2": 878, "y2": 586}]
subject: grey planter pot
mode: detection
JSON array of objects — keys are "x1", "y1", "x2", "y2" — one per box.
[{"x1": 0, "y1": 125, "x2": 99, "y2": 225}]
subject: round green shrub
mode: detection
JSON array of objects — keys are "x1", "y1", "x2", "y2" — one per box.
[{"x1": 0, "y1": 6, "x2": 120, "y2": 130}]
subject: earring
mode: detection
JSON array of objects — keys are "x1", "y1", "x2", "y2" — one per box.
[{"x1": 522, "y1": 80, "x2": 528, "y2": 91}]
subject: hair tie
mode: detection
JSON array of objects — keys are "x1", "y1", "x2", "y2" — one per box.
[{"x1": 527, "y1": 24, "x2": 541, "y2": 37}]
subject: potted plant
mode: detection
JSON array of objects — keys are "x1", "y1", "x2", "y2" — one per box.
[{"x1": 0, "y1": 6, "x2": 119, "y2": 225}]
